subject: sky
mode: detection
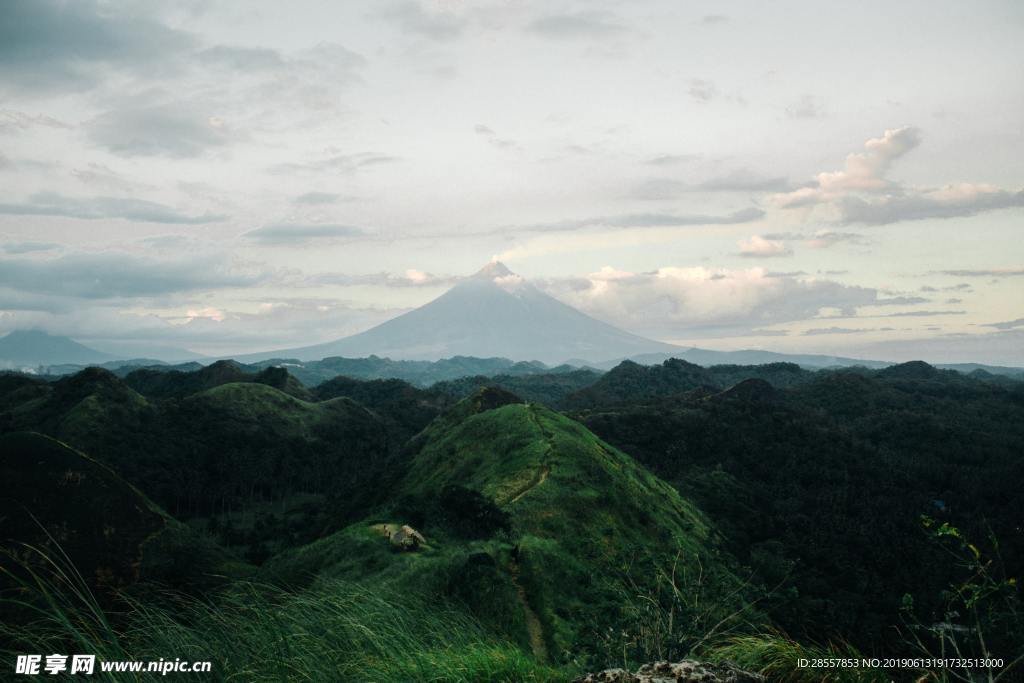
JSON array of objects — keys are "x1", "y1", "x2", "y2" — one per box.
[{"x1": 0, "y1": 0, "x2": 1022, "y2": 364}]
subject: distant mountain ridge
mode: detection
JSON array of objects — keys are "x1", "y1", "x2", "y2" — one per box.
[
  {"x1": 0, "y1": 330, "x2": 202, "y2": 369},
  {"x1": 3, "y1": 263, "x2": 1022, "y2": 374},
  {"x1": 0, "y1": 330, "x2": 115, "y2": 367}
]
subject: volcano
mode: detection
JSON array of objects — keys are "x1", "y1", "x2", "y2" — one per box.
[{"x1": 241, "y1": 262, "x2": 680, "y2": 364}]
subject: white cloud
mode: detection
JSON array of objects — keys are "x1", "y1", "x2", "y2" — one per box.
[
  {"x1": 775, "y1": 126, "x2": 920, "y2": 208},
  {"x1": 738, "y1": 235, "x2": 791, "y2": 257},
  {"x1": 541, "y1": 266, "x2": 881, "y2": 337},
  {"x1": 772, "y1": 127, "x2": 1023, "y2": 225},
  {"x1": 839, "y1": 184, "x2": 1024, "y2": 224}
]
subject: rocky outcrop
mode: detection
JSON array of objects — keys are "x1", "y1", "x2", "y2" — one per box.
[
  {"x1": 573, "y1": 660, "x2": 765, "y2": 683},
  {"x1": 386, "y1": 524, "x2": 426, "y2": 551}
]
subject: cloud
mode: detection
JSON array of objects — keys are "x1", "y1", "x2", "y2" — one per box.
[
  {"x1": 71, "y1": 163, "x2": 156, "y2": 193},
  {"x1": 688, "y1": 79, "x2": 717, "y2": 102},
  {"x1": 305, "y1": 269, "x2": 458, "y2": 288},
  {"x1": 0, "y1": 252, "x2": 268, "y2": 299},
  {"x1": 0, "y1": 0, "x2": 194, "y2": 93},
  {"x1": 933, "y1": 268, "x2": 1024, "y2": 277},
  {"x1": 197, "y1": 45, "x2": 286, "y2": 71},
  {"x1": 2, "y1": 241, "x2": 61, "y2": 254},
  {"x1": 701, "y1": 15, "x2": 729, "y2": 25},
  {"x1": 627, "y1": 178, "x2": 688, "y2": 200},
  {"x1": 983, "y1": 318, "x2": 1024, "y2": 330},
  {"x1": 198, "y1": 41, "x2": 364, "y2": 84},
  {"x1": 0, "y1": 154, "x2": 53, "y2": 172},
  {"x1": 698, "y1": 169, "x2": 794, "y2": 192},
  {"x1": 777, "y1": 127, "x2": 921, "y2": 207},
  {"x1": 527, "y1": 12, "x2": 627, "y2": 39},
  {"x1": 874, "y1": 296, "x2": 930, "y2": 306},
  {"x1": 838, "y1": 185, "x2": 1024, "y2": 224},
  {"x1": 883, "y1": 310, "x2": 967, "y2": 317},
  {"x1": 630, "y1": 170, "x2": 793, "y2": 199},
  {"x1": 244, "y1": 223, "x2": 368, "y2": 245},
  {"x1": 786, "y1": 95, "x2": 827, "y2": 119},
  {"x1": 764, "y1": 230, "x2": 867, "y2": 249},
  {"x1": 377, "y1": 1, "x2": 464, "y2": 41},
  {"x1": 806, "y1": 230, "x2": 866, "y2": 248},
  {"x1": 0, "y1": 192, "x2": 226, "y2": 224},
  {"x1": 802, "y1": 327, "x2": 884, "y2": 336},
  {"x1": 194, "y1": 42, "x2": 365, "y2": 121},
  {"x1": 472, "y1": 124, "x2": 517, "y2": 150},
  {"x1": 524, "y1": 207, "x2": 764, "y2": 233},
  {"x1": 0, "y1": 108, "x2": 72, "y2": 132},
  {"x1": 269, "y1": 152, "x2": 399, "y2": 175},
  {"x1": 643, "y1": 154, "x2": 698, "y2": 166},
  {"x1": 772, "y1": 127, "x2": 1024, "y2": 225},
  {"x1": 293, "y1": 192, "x2": 344, "y2": 205},
  {"x1": 738, "y1": 235, "x2": 791, "y2": 258},
  {"x1": 540, "y1": 266, "x2": 883, "y2": 337},
  {"x1": 88, "y1": 102, "x2": 236, "y2": 158}
]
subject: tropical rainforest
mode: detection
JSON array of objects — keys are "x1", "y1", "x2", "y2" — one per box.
[{"x1": 1, "y1": 357, "x2": 1021, "y2": 682}]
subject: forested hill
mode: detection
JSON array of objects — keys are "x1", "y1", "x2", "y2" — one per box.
[{"x1": 573, "y1": 361, "x2": 1024, "y2": 654}]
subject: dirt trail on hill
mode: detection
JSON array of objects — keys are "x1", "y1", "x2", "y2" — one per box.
[
  {"x1": 506, "y1": 405, "x2": 554, "y2": 505},
  {"x1": 508, "y1": 464, "x2": 549, "y2": 504},
  {"x1": 509, "y1": 558, "x2": 547, "y2": 663}
]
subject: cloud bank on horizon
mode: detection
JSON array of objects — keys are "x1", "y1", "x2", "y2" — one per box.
[{"x1": 0, "y1": 0, "x2": 1021, "y2": 364}]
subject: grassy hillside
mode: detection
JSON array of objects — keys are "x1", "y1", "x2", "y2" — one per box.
[{"x1": 262, "y1": 390, "x2": 761, "y2": 668}]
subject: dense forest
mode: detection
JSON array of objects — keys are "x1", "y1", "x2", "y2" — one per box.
[{"x1": 1, "y1": 357, "x2": 1021, "y2": 681}]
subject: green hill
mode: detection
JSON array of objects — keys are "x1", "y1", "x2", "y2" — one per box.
[
  {"x1": 261, "y1": 389, "x2": 760, "y2": 667},
  {"x1": 564, "y1": 359, "x2": 810, "y2": 409},
  {"x1": 124, "y1": 359, "x2": 313, "y2": 400},
  {"x1": 314, "y1": 375, "x2": 454, "y2": 443},
  {"x1": 432, "y1": 368, "x2": 603, "y2": 408},
  {"x1": 0, "y1": 371, "x2": 397, "y2": 560}
]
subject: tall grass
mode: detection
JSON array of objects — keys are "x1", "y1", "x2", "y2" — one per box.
[
  {"x1": 1, "y1": 543, "x2": 132, "y2": 682},
  {"x1": 705, "y1": 632, "x2": 889, "y2": 683},
  {"x1": 1, "y1": 546, "x2": 567, "y2": 682}
]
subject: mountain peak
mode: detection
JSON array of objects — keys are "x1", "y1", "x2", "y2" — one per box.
[
  {"x1": 0, "y1": 329, "x2": 113, "y2": 366},
  {"x1": 4, "y1": 329, "x2": 58, "y2": 341},
  {"x1": 237, "y1": 259, "x2": 681, "y2": 364},
  {"x1": 472, "y1": 260, "x2": 514, "y2": 279}
]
